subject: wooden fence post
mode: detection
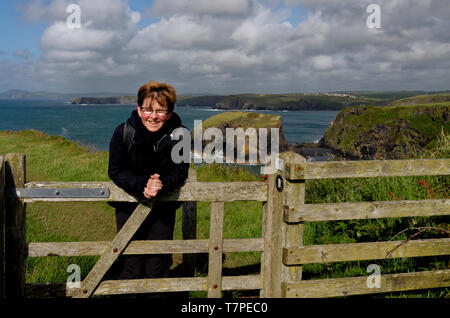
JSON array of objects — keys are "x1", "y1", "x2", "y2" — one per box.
[
  {"x1": 280, "y1": 152, "x2": 306, "y2": 294},
  {"x1": 182, "y1": 168, "x2": 197, "y2": 276},
  {"x1": 0, "y1": 156, "x2": 5, "y2": 298},
  {"x1": 208, "y1": 202, "x2": 224, "y2": 298},
  {"x1": 4, "y1": 153, "x2": 26, "y2": 298},
  {"x1": 261, "y1": 158, "x2": 284, "y2": 297}
]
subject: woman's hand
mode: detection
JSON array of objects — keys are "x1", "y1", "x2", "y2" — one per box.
[{"x1": 143, "y1": 173, "x2": 163, "y2": 199}]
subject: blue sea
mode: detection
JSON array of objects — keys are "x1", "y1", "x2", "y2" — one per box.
[{"x1": 0, "y1": 100, "x2": 339, "y2": 151}]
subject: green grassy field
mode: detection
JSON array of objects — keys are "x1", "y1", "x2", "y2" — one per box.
[{"x1": 0, "y1": 129, "x2": 448, "y2": 298}]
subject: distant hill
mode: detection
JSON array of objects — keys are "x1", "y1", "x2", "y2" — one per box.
[
  {"x1": 6, "y1": 89, "x2": 450, "y2": 111},
  {"x1": 69, "y1": 94, "x2": 225, "y2": 106},
  {"x1": 70, "y1": 93, "x2": 374, "y2": 110},
  {"x1": 213, "y1": 93, "x2": 366, "y2": 110},
  {"x1": 177, "y1": 95, "x2": 224, "y2": 106},
  {"x1": 0, "y1": 89, "x2": 76, "y2": 100},
  {"x1": 389, "y1": 94, "x2": 450, "y2": 106},
  {"x1": 71, "y1": 96, "x2": 137, "y2": 104}
]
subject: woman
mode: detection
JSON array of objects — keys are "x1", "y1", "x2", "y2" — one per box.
[{"x1": 108, "y1": 81, "x2": 189, "y2": 295}]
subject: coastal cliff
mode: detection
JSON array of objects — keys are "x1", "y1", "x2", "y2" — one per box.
[
  {"x1": 319, "y1": 103, "x2": 449, "y2": 160},
  {"x1": 214, "y1": 94, "x2": 354, "y2": 110},
  {"x1": 70, "y1": 93, "x2": 370, "y2": 110},
  {"x1": 71, "y1": 96, "x2": 137, "y2": 104},
  {"x1": 195, "y1": 101, "x2": 450, "y2": 162},
  {"x1": 194, "y1": 111, "x2": 292, "y2": 162}
]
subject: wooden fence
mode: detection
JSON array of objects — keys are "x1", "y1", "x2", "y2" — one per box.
[
  {"x1": 279, "y1": 152, "x2": 450, "y2": 297},
  {"x1": 0, "y1": 152, "x2": 449, "y2": 298}
]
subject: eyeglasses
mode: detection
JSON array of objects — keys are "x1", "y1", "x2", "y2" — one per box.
[{"x1": 140, "y1": 107, "x2": 168, "y2": 117}]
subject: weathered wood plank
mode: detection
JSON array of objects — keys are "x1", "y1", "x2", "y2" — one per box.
[
  {"x1": 208, "y1": 202, "x2": 224, "y2": 298},
  {"x1": 73, "y1": 202, "x2": 154, "y2": 298},
  {"x1": 4, "y1": 153, "x2": 26, "y2": 298},
  {"x1": 280, "y1": 152, "x2": 306, "y2": 283},
  {"x1": 284, "y1": 199, "x2": 450, "y2": 223},
  {"x1": 283, "y1": 269, "x2": 450, "y2": 298},
  {"x1": 0, "y1": 156, "x2": 4, "y2": 298},
  {"x1": 286, "y1": 159, "x2": 450, "y2": 180},
  {"x1": 26, "y1": 238, "x2": 264, "y2": 257},
  {"x1": 261, "y1": 173, "x2": 284, "y2": 297},
  {"x1": 182, "y1": 168, "x2": 198, "y2": 277},
  {"x1": 25, "y1": 275, "x2": 262, "y2": 297},
  {"x1": 22, "y1": 181, "x2": 267, "y2": 202},
  {"x1": 283, "y1": 238, "x2": 450, "y2": 265}
]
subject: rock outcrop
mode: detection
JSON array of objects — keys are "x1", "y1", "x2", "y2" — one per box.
[
  {"x1": 71, "y1": 96, "x2": 137, "y2": 104},
  {"x1": 192, "y1": 111, "x2": 291, "y2": 163},
  {"x1": 319, "y1": 104, "x2": 449, "y2": 160}
]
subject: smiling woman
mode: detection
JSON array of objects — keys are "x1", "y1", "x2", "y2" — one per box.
[
  {"x1": 137, "y1": 81, "x2": 176, "y2": 132},
  {"x1": 107, "y1": 80, "x2": 190, "y2": 295}
]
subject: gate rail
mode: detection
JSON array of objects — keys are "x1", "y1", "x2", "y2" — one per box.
[{"x1": 1, "y1": 152, "x2": 449, "y2": 298}]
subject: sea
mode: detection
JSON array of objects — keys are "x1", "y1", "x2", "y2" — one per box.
[{"x1": 0, "y1": 99, "x2": 339, "y2": 152}]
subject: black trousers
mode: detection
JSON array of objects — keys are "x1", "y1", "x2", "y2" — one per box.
[{"x1": 114, "y1": 202, "x2": 176, "y2": 280}]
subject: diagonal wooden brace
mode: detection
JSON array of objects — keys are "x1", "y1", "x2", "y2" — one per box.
[{"x1": 73, "y1": 201, "x2": 154, "y2": 298}]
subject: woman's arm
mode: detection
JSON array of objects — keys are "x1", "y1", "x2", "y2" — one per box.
[{"x1": 108, "y1": 124, "x2": 148, "y2": 199}]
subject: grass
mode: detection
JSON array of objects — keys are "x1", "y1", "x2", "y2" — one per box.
[
  {"x1": 201, "y1": 111, "x2": 281, "y2": 130},
  {"x1": 390, "y1": 94, "x2": 450, "y2": 106},
  {"x1": 0, "y1": 129, "x2": 448, "y2": 298}
]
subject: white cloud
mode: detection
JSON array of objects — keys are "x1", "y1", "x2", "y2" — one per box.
[
  {"x1": 40, "y1": 22, "x2": 119, "y2": 52},
  {"x1": 4, "y1": 0, "x2": 450, "y2": 93},
  {"x1": 19, "y1": 0, "x2": 72, "y2": 22},
  {"x1": 149, "y1": 0, "x2": 255, "y2": 18},
  {"x1": 311, "y1": 55, "x2": 334, "y2": 71},
  {"x1": 128, "y1": 15, "x2": 215, "y2": 51}
]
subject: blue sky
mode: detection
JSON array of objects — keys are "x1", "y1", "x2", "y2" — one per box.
[
  {"x1": 1, "y1": 0, "x2": 449, "y2": 94},
  {"x1": 0, "y1": 0, "x2": 44, "y2": 57},
  {"x1": 0, "y1": 0, "x2": 157, "y2": 58}
]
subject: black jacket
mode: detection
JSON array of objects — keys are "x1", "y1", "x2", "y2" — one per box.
[{"x1": 108, "y1": 110, "x2": 189, "y2": 204}]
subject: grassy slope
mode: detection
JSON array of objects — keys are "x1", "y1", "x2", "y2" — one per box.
[
  {"x1": 0, "y1": 130, "x2": 115, "y2": 284},
  {"x1": 215, "y1": 93, "x2": 369, "y2": 110},
  {"x1": 202, "y1": 111, "x2": 282, "y2": 130},
  {"x1": 1, "y1": 129, "x2": 448, "y2": 297},
  {"x1": 390, "y1": 94, "x2": 450, "y2": 106},
  {"x1": 321, "y1": 102, "x2": 450, "y2": 158},
  {"x1": 0, "y1": 130, "x2": 263, "y2": 286}
]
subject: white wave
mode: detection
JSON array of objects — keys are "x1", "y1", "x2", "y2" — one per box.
[{"x1": 200, "y1": 108, "x2": 224, "y2": 112}]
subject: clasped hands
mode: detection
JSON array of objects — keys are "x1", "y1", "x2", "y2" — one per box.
[{"x1": 143, "y1": 173, "x2": 163, "y2": 199}]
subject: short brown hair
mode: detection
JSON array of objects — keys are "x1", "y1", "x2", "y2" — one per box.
[{"x1": 137, "y1": 81, "x2": 177, "y2": 113}]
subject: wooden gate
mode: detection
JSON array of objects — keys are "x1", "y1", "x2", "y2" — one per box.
[
  {"x1": 1, "y1": 152, "x2": 449, "y2": 298},
  {"x1": 1, "y1": 153, "x2": 269, "y2": 297}
]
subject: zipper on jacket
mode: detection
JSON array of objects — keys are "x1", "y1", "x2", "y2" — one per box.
[{"x1": 154, "y1": 133, "x2": 168, "y2": 152}]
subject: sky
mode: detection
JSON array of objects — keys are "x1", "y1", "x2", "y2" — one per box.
[{"x1": 1, "y1": 0, "x2": 450, "y2": 95}]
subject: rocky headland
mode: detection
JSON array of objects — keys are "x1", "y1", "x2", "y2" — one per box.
[
  {"x1": 69, "y1": 93, "x2": 449, "y2": 161},
  {"x1": 319, "y1": 103, "x2": 449, "y2": 160},
  {"x1": 202, "y1": 98, "x2": 449, "y2": 162}
]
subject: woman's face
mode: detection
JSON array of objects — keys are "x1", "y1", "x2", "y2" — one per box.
[{"x1": 137, "y1": 97, "x2": 172, "y2": 133}]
